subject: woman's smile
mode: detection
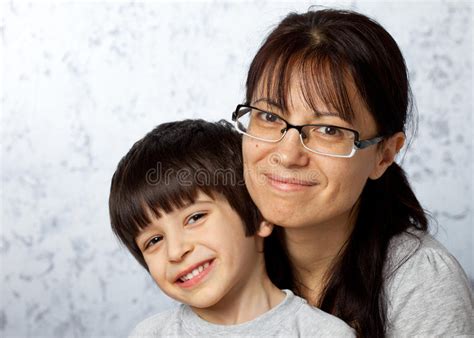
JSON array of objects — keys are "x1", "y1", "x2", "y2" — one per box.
[{"x1": 265, "y1": 173, "x2": 319, "y2": 192}]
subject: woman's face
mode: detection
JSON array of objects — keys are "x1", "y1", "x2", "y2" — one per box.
[{"x1": 243, "y1": 77, "x2": 383, "y2": 229}]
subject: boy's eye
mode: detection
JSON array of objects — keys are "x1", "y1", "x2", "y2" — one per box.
[
  {"x1": 187, "y1": 212, "x2": 206, "y2": 225},
  {"x1": 145, "y1": 236, "x2": 163, "y2": 249}
]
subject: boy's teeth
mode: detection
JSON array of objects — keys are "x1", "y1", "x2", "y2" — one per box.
[{"x1": 179, "y1": 262, "x2": 211, "y2": 282}]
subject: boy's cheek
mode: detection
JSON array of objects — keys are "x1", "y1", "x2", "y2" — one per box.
[
  {"x1": 148, "y1": 268, "x2": 164, "y2": 287},
  {"x1": 146, "y1": 260, "x2": 168, "y2": 284}
]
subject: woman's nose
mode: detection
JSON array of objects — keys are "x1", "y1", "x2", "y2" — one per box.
[{"x1": 272, "y1": 128, "x2": 310, "y2": 168}]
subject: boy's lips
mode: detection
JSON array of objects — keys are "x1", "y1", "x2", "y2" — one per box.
[{"x1": 174, "y1": 259, "x2": 215, "y2": 288}]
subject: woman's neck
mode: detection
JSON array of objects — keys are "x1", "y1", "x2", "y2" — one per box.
[{"x1": 284, "y1": 211, "x2": 354, "y2": 304}]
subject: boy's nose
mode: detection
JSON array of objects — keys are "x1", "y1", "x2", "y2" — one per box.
[{"x1": 166, "y1": 234, "x2": 193, "y2": 263}]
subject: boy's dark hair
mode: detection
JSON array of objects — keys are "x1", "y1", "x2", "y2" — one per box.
[{"x1": 109, "y1": 119, "x2": 261, "y2": 269}]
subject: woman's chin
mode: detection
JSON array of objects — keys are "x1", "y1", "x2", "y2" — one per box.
[{"x1": 257, "y1": 203, "x2": 306, "y2": 228}]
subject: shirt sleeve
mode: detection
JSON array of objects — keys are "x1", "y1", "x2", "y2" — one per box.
[
  {"x1": 128, "y1": 307, "x2": 182, "y2": 338},
  {"x1": 385, "y1": 236, "x2": 474, "y2": 337}
]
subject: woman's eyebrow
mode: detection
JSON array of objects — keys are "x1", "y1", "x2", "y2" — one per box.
[
  {"x1": 254, "y1": 98, "x2": 339, "y2": 115},
  {"x1": 252, "y1": 98, "x2": 344, "y2": 121},
  {"x1": 313, "y1": 110, "x2": 340, "y2": 118},
  {"x1": 252, "y1": 98, "x2": 281, "y2": 108}
]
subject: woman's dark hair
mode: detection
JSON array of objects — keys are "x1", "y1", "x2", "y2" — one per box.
[
  {"x1": 109, "y1": 119, "x2": 261, "y2": 270},
  {"x1": 249, "y1": 9, "x2": 428, "y2": 337}
]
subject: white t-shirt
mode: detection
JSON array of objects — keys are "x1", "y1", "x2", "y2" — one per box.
[{"x1": 129, "y1": 289, "x2": 354, "y2": 337}]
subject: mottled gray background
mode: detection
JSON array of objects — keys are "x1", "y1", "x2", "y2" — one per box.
[{"x1": 1, "y1": 0, "x2": 472, "y2": 337}]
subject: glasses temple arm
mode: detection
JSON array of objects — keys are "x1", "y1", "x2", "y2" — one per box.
[{"x1": 354, "y1": 136, "x2": 385, "y2": 149}]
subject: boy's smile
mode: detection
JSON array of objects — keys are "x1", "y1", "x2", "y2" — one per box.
[
  {"x1": 135, "y1": 191, "x2": 275, "y2": 319},
  {"x1": 174, "y1": 258, "x2": 215, "y2": 288}
]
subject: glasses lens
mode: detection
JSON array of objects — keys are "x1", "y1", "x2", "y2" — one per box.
[
  {"x1": 301, "y1": 125, "x2": 355, "y2": 156},
  {"x1": 236, "y1": 107, "x2": 286, "y2": 141}
]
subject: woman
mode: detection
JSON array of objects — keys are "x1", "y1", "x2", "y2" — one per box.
[{"x1": 232, "y1": 9, "x2": 473, "y2": 337}]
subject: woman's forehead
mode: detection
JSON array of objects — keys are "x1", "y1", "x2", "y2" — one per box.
[
  {"x1": 251, "y1": 73, "x2": 376, "y2": 131},
  {"x1": 250, "y1": 64, "x2": 359, "y2": 121},
  {"x1": 251, "y1": 75, "x2": 344, "y2": 114}
]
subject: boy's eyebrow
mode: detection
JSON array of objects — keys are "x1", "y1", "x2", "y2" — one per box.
[
  {"x1": 179, "y1": 198, "x2": 215, "y2": 209},
  {"x1": 135, "y1": 232, "x2": 149, "y2": 249},
  {"x1": 135, "y1": 198, "x2": 216, "y2": 242}
]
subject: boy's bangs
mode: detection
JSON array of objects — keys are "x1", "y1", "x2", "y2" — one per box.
[
  {"x1": 140, "y1": 175, "x2": 217, "y2": 225},
  {"x1": 250, "y1": 45, "x2": 357, "y2": 123},
  {"x1": 115, "y1": 164, "x2": 216, "y2": 242}
]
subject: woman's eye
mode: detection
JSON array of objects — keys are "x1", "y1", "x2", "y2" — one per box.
[
  {"x1": 145, "y1": 236, "x2": 163, "y2": 249},
  {"x1": 187, "y1": 212, "x2": 206, "y2": 225},
  {"x1": 265, "y1": 113, "x2": 278, "y2": 122},
  {"x1": 317, "y1": 126, "x2": 342, "y2": 136},
  {"x1": 257, "y1": 111, "x2": 279, "y2": 123}
]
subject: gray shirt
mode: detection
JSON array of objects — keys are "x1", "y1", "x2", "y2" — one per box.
[
  {"x1": 384, "y1": 230, "x2": 473, "y2": 337},
  {"x1": 129, "y1": 289, "x2": 355, "y2": 337}
]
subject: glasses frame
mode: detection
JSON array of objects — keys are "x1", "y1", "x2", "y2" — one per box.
[{"x1": 232, "y1": 104, "x2": 385, "y2": 158}]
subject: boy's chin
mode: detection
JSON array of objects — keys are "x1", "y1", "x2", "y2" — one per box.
[
  {"x1": 188, "y1": 290, "x2": 225, "y2": 308},
  {"x1": 169, "y1": 286, "x2": 227, "y2": 310}
]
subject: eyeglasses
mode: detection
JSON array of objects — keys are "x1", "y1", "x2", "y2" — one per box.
[{"x1": 232, "y1": 104, "x2": 384, "y2": 158}]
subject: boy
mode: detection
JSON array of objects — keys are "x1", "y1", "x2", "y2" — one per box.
[{"x1": 109, "y1": 119, "x2": 354, "y2": 337}]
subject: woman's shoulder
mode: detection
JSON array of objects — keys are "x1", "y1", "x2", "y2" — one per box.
[
  {"x1": 385, "y1": 228, "x2": 471, "y2": 292},
  {"x1": 385, "y1": 228, "x2": 458, "y2": 273},
  {"x1": 384, "y1": 228, "x2": 473, "y2": 336}
]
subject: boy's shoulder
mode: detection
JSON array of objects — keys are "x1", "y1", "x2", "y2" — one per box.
[
  {"x1": 128, "y1": 292, "x2": 354, "y2": 337},
  {"x1": 288, "y1": 293, "x2": 355, "y2": 336},
  {"x1": 128, "y1": 305, "x2": 184, "y2": 337}
]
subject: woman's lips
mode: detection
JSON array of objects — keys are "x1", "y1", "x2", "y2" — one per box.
[{"x1": 265, "y1": 174, "x2": 318, "y2": 192}]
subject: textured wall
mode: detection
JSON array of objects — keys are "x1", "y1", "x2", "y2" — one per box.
[{"x1": 1, "y1": 1, "x2": 472, "y2": 337}]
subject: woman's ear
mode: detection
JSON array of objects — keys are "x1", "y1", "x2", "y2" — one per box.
[
  {"x1": 369, "y1": 132, "x2": 405, "y2": 180},
  {"x1": 256, "y1": 220, "x2": 274, "y2": 238}
]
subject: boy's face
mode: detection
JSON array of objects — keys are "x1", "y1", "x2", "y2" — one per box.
[{"x1": 135, "y1": 191, "x2": 271, "y2": 310}]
